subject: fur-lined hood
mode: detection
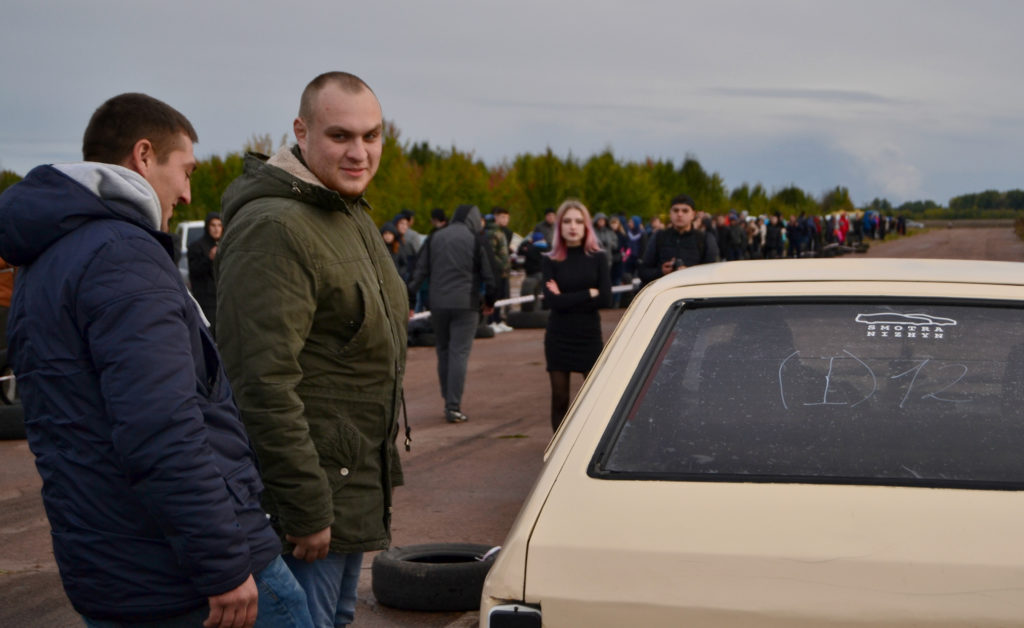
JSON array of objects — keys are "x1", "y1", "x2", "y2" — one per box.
[{"x1": 221, "y1": 145, "x2": 371, "y2": 227}]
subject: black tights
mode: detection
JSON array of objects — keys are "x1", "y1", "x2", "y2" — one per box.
[{"x1": 549, "y1": 370, "x2": 572, "y2": 432}]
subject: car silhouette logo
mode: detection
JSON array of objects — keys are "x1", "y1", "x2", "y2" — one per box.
[{"x1": 855, "y1": 313, "x2": 957, "y2": 326}]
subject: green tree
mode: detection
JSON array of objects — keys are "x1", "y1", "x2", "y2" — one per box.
[
  {"x1": 417, "y1": 146, "x2": 491, "y2": 216},
  {"x1": 484, "y1": 163, "x2": 533, "y2": 233},
  {"x1": 366, "y1": 121, "x2": 422, "y2": 225},
  {"x1": 771, "y1": 185, "x2": 818, "y2": 216},
  {"x1": 1006, "y1": 189, "x2": 1024, "y2": 210},
  {"x1": 513, "y1": 149, "x2": 584, "y2": 224},
  {"x1": 0, "y1": 170, "x2": 22, "y2": 194},
  {"x1": 820, "y1": 186, "x2": 854, "y2": 214}
]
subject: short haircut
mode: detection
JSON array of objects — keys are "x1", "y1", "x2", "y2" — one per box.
[
  {"x1": 82, "y1": 93, "x2": 197, "y2": 165},
  {"x1": 298, "y1": 71, "x2": 375, "y2": 122},
  {"x1": 669, "y1": 194, "x2": 696, "y2": 210},
  {"x1": 492, "y1": 207, "x2": 509, "y2": 216}
]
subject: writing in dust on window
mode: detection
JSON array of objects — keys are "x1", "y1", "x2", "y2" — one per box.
[{"x1": 778, "y1": 350, "x2": 972, "y2": 410}]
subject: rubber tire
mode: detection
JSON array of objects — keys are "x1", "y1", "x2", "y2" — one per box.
[
  {"x1": 506, "y1": 310, "x2": 549, "y2": 329},
  {"x1": 372, "y1": 543, "x2": 498, "y2": 612},
  {"x1": 475, "y1": 323, "x2": 495, "y2": 339},
  {"x1": 0, "y1": 403, "x2": 25, "y2": 440}
]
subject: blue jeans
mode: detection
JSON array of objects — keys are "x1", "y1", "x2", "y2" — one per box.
[
  {"x1": 82, "y1": 556, "x2": 313, "y2": 628},
  {"x1": 283, "y1": 551, "x2": 363, "y2": 628}
]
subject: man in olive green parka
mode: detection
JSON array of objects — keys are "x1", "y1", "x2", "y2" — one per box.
[{"x1": 216, "y1": 72, "x2": 407, "y2": 627}]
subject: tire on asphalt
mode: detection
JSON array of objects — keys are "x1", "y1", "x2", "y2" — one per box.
[
  {"x1": 475, "y1": 323, "x2": 495, "y2": 339},
  {"x1": 372, "y1": 543, "x2": 499, "y2": 612},
  {"x1": 506, "y1": 310, "x2": 548, "y2": 329},
  {"x1": 0, "y1": 403, "x2": 26, "y2": 440}
]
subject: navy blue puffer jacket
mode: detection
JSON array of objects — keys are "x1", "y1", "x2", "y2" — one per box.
[{"x1": 0, "y1": 164, "x2": 280, "y2": 620}]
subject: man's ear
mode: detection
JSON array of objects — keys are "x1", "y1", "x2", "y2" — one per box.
[
  {"x1": 293, "y1": 117, "x2": 307, "y2": 152},
  {"x1": 125, "y1": 138, "x2": 156, "y2": 177}
]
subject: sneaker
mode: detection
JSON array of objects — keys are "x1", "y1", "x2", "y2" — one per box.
[
  {"x1": 497, "y1": 321, "x2": 514, "y2": 332},
  {"x1": 445, "y1": 409, "x2": 469, "y2": 423}
]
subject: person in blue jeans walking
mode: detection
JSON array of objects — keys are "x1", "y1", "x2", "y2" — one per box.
[{"x1": 0, "y1": 93, "x2": 313, "y2": 628}]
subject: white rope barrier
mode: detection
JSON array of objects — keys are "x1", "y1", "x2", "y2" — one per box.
[{"x1": 409, "y1": 279, "x2": 640, "y2": 322}]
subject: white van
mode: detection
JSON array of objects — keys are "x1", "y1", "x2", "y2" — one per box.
[{"x1": 174, "y1": 220, "x2": 206, "y2": 284}]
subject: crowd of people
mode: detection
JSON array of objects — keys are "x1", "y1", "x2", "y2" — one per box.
[
  {"x1": 379, "y1": 197, "x2": 912, "y2": 433},
  {"x1": 381, "y1": 202, "x2": 905, "y2": 319}
]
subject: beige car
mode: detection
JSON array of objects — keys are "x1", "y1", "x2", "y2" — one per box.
[{"x1": 482, "y1": 258, "x2": 1024, "y2": 627}]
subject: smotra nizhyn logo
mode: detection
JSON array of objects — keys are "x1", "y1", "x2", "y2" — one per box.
[{"x1": 854, "y1": 312, "x2": 957, "y2": 340}]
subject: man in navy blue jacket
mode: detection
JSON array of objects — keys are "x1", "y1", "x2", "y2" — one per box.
[{"x1": 0, "y1": 94, "x2": 312, "y2": 628}]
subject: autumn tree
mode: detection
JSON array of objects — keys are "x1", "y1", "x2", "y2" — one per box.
[{"x1": 0, "y1": 170, "x2": 22, "y2": 195}]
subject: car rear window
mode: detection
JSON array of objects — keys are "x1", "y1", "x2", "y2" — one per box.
[{"x1": 591, "y1": 299, "x2": 1024, "y2": 489}]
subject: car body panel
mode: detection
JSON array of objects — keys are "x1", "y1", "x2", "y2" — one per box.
[{"x1": 481, "y1": 258, "x2": 1024, "y2": 626}]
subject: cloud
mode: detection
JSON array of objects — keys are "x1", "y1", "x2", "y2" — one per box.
[
  {"x1": 714, "y1": 87, "x2": 903, "y2": 106},
  {"x1": 836, "y1": 139, "x2": 924, "y2": 201}
]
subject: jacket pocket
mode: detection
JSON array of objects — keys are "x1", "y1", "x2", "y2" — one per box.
[
  {"x1": 223, "y1": 464, "x2": 264, "y2": 506},
  {"x1": 309, "y1": 414, "x2": 363, "y2": 492}
]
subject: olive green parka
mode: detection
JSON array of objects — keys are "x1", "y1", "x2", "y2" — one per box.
[{"x1": 217, "y1": 146, "x2": 407, "y2": 554}]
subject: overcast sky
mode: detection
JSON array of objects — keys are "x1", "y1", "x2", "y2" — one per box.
[{"x1": 2, "y1": 0, "x2": 1021, "y2": 206}]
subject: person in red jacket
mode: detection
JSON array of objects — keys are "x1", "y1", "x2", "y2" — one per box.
[{"x1": 0, "y1": 256, "x2": 12, "y2": 349}]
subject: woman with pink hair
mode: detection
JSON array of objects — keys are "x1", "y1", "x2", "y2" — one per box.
[{"x1": 542, "y1": 199, "x2": 612, "y2": 431}]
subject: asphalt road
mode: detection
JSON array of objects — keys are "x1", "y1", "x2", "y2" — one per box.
[{"x1": 2, "y1": 225, "x2": 1023, "y2": 627}]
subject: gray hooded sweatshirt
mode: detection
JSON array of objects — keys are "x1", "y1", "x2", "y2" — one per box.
[{"x1": 408, "y1": 204, "x2": 496, "y2": 310}]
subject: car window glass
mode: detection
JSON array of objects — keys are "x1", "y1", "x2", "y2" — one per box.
[{"x1": 596, "y1": 300, "x2": 1024, "y2": 489}]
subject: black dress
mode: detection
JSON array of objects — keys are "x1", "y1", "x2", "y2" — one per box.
[{"x1": 542, "y1": 246, "x2": 612, "y2": 373}]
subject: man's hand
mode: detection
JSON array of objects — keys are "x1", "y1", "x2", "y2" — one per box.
[
  {"x1": 286, "y1": 526, "x2": 331, "y2": 563},
  {"x1": 204, "y1": 575, "x2": 258, "y2": 628},
  {"x1": 209, "y1": 245, "x2": 218, "y2": 260},
  {"x1": 482, "y1": 305, "x2": 495, "y2": 316},
  {"x1": 545, "y1": 279, "x2": 561, "y2": 295},
  {"x1": 660, "y1": 259, "x2": 676, "y2": 275}
]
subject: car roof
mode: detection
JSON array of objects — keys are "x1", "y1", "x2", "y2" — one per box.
[{"x1": 649, "y1": 258, "x2": 1024, "y2": 289}]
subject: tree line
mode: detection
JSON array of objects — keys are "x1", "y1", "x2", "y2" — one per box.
[{"x1": 2, "y1": 124, "x2": 1022, "y2": 233}]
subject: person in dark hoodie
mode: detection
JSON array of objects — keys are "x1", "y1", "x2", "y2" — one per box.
[
  {"x1": 390, "y1": 210, "x2": 418, "y2": 280},
  {"x1": 380, "y1": 221, "x2": 407, "y2": 278},
  {"x1": 0, "y1": 93, "x2": 311, "y2": 627},
  {"x1": 516, "y1": 230, "x2": 548, "y2": 311},
  {"x1": 407, "y1": 204, "x2": 496, "y2": 423},
  {"x1": 187, "y1": 211, "x2": 223, "y2": 331},
  {"x1": 639, "y1": 194, "x2": 719, "y2": 285}
]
